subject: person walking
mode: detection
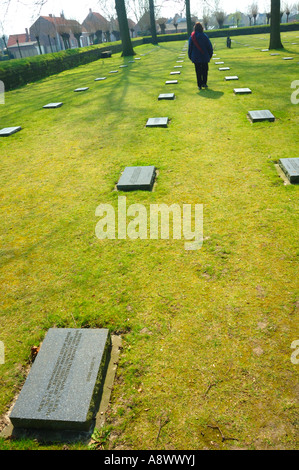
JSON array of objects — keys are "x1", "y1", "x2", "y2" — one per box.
[{"x1": 188, "y1": 22, "x2": 213, "y2": 90}]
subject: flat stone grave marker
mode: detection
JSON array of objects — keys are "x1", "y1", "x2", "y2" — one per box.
[
  {"x1": 9, "y1": 328, "x2": 111, "y2": 432},
  {"x1": 279, "y1": 158, "x2": 299, "y2": 184},
  {"x1": 119, "y1": 65, "x2": 128, "y2": 68},
  {"x1": 74, "y1": 87, "x2": 89, "y2": 92},
  {"x1": 146, "y1": 117, "x2": 168, "y2": 128},
  {"x1": 109, "y1": 70, "x2": 118, "y2": 73},
  {"x1": 283, "y1": 57, "x2": 293, "y2": 60},
  {"x1": 174, "y1": 65, "x2": 182, "y2": 68},
  {"x1": 212, "y1": 57, "x2": 221, "y2": 60},
  {"x1": 165, "y1": 80, "x2": 178, "y2": 85},
  {"x1": 170, "y1": 71, "x2": 180, "y2": 75},
  {"x1": 0, "y1": 126, "x2": 22, "y2": 136},
  {"x1": 43, "y1": 103, "x2": 63, "y2": 108},
  {"x1": 95, "y1": 77, "x2": 107, "y2": 81},
  {"x1": 270, "y1": 53, "x2": 280, "y2": 56},
  {"x1": 176, "y1": 60, "x2": 184, "y2": 63},
  {"x1": 247, "y1": 110, "x2": 275, "y2": 123},
  {"x1": 128, "y1": 60, "x2": 135, "y2": 63},
  {"x1": 135, "y1": 57, "x2": 141, "y2": 60},
  {"x1": 261, "y1": 49, "x2": 269, "y2": 52},
  {"x1": 158, "y1": 93, "x2": 175, "y2": 100},
  {"x1": 225, "y1": 76, "x2": 239, "y2": 80},
  {"x1": 234, "y1": 88, "x2": 252, "y2": 94},
  {"x1": 117, "y1": 166, "x2": 156, "y2": 191},
  {"x1": 219, "y1": 67, "x2": 230, "y2": 71},
  {"x1": 215, "y1": 62, "x2": 224, "y2": 64}
]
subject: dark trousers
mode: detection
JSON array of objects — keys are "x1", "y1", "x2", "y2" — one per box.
[{"x1": 195, "y1": 62, "x2": 209, "y2": 87}]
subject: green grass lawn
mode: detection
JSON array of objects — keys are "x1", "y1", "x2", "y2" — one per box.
[{"x1": 0, "y1": 31, "x2": 298, "y2": 450}]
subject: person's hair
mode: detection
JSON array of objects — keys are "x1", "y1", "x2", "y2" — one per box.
[{"x1": 194, "y1": 22, "x2": 204, "y2": 33}]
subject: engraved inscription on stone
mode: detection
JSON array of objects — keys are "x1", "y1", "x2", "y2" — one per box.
[
  {"x1": 247, "y1": 110, "x2": 275, "y2": 123},
  {"x1": 37, "y1": 331, "x2": 82, "y2": 416},
  {"x1": 9, "y1": 328, "x2": 111, "y2": 431}
]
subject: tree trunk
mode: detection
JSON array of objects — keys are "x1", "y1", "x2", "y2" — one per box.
[
  {"x1": 149, "y1": 0, "x2": 158, "y2": 44},
  {"x1": 186, "y1": 0, "x2": 192, "y2": 36},
  {"x1": 115, "y1": 0, "x2": 135, "y2": 56},
  {"x1": 269, "y1": 0, "x2": 283, "y2": 49}
]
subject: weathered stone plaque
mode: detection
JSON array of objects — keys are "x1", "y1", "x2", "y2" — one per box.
[
  {"x1": 119, "y1": 65, "x2": 128, "y2": 68},
  {"x1": 170, "y1": 71, "x2": 180, "y2": 75},
  {"x1": 43, "y1": 103, "x2": 63, "y2": 108},
  {"x1": 165, "y1": 80, "x2": 178, "y2": 85},
  {"x1": 174, "y1": 65, "x2": 182, "y2": 68},
  {"x1": 234, "y1": 88, "x2": 252, "y2": 94},
  {"x1": 95, "y1": 77, "x2": 107, "y2": 81},
  {"x1": 247, "y1": 110, "x2": 275, "y2": 123},
  {"x1": 279, "y1": 158, "x2": 299, "y2": 184},
  {"x1": 225, "y1": 76, "x2": 239, "y2": 80},
  {"x1": 158, "y1": 93, "x2": 175, "y2": 100},
  {"x1": 219, "y1": 67, "x2": 230, "y2": 71},
  {"x1": 109, "y1": 70, "x2": 118, "y2": 73},
  {"x1": 270, "y1": 53, "x2": 280, "y2": 56},
  {"x1": 74, "y1": 87, "x2": 89, "y2": 92},
  {"x1": 128, "y1": 60, "x2": 135, "y2": 63},
  {"x1": 0, "y1": 126, "x2": 22, "y2": 136},
  {"x1": 176, "y1": 60, "x2": 183, "y2": 63},
  {"x1": 283, "y1": 57, "x2": 293, "y2": 60},
  {"x1": 146, "y1": 117, "x2": 168, "y2": 128},
  {"x1": 212, "y1": 57, "x2": 221, "y2": 60},
  {"x1": 117, "y1": 166, "x2": 156, "y2": 191},
  {"x1": 10, "y1": 328, "x2": 111, "y2": 431},
  {"x1": 215, "y1": 62, "x2": 224, "y2": 64},
  {"x1": 261, "y1": 49, "x2": 269, "y2": 52}
]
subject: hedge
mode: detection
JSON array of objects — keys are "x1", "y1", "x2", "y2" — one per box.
[
  {"x1": 1, "y1": 22, "x2": 298, "y2": 91},
  {"x1": 143, "y1": 21, "x2": 299, "y2": 43},
  {"x1": 0, "y1": 38, "x2": 143, "y2": 91}
]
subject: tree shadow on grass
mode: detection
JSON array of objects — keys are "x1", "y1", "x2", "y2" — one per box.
[{"x1": 198, "y1": 89, "x2": 224, "y2": 99}]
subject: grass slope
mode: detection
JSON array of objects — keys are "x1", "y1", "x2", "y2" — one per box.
[{"x1": 0, "y1": 32, "x2": 298, "y2": 450}]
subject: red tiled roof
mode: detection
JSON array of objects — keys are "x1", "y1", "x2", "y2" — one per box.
[{"x1": 7, "y1": 34, "x2": 28, "y2": 47}]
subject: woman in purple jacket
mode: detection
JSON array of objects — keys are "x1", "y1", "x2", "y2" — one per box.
[{"x1": 188, "y1": 22, "x2": 213, "y2": 90}]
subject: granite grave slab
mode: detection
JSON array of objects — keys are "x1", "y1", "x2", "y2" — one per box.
[
  {"x1": 117, "y1": 166, "x2": 156, "y2": 191},
  {"x1": 9, "y1": 328, "x2": 111, "y2": 431},
  {"x1": 247, "y1": 110, "x2": 275, "y2": 123},
  {"x1": 74, "y1": 88, "x2": 89, "y2": 92},
  {"x1": 279, "y1": 158, "x2": 299, "y2": 184},
  {"x1": 146, "y1": 117, "x2": 168, "y2": 128},
  {"x1": 170, "y1": 71, "x2": 180, "y2": 75},
  {"x1": 158, "y1": 93, "x2": 175, "y2": 100},
  {"x1": 0, "y1": 126, "x2": 22, "y2": 136},
  {"x1": 219, "y1": 67, "x2": 230, "y2": 71},
  {"x1": 165, "y1": 80, "x2": 178, "y2": 85},
  {"x1": 225, "y1": 76, "x2": 239, "y2": 80},
  {"x1": 43, "y1": 103, "x2": 63, "y2": 108},
  {"x1": 234, "y1": 88, "x2": 252, "y2": 94},
  {"x1": 95, "y1": 77, "x2": 107, "y2": 81}
]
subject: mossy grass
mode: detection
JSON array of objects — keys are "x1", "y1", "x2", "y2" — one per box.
[{"x1": 0, "y1": 32, "x2": 298, "y2": 450}]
